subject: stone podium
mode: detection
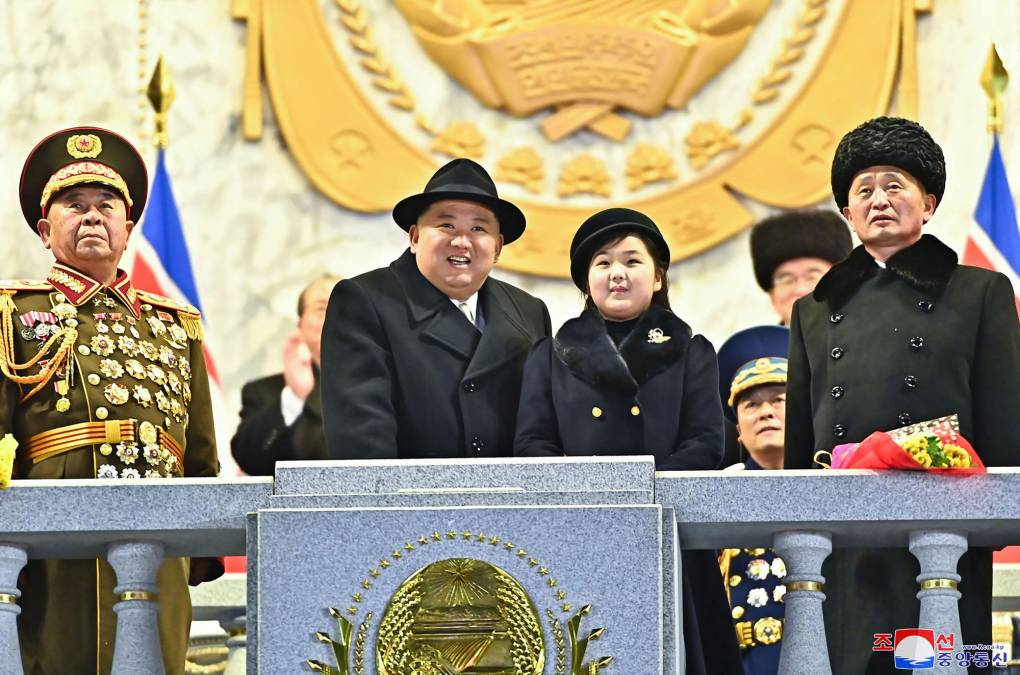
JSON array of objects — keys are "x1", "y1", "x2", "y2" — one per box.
[{"x1": 249, "y1": 456, "x2": 681, "y2": 674}]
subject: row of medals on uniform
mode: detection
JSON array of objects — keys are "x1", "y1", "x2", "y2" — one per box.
[
  {"x1": 21, "y1": 291, "x2": 192, "y2": 478},
  {"x1": 728, "y1": 548, "x2": 787, "y2": 621}
]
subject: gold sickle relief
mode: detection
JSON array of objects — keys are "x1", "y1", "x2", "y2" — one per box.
[{"x1": 237, "y1": 0, "x2": 916, "y2": 278}]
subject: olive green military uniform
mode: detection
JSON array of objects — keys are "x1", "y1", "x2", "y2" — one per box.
[{"x1": 0, "y1": 263, "x2": 218, "y2": 675}]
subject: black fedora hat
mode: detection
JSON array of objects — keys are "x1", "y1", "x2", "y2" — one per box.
[
  {"x1": 569, "y1": 208, "x2": 670, "y2": 291},
  {"x1": 20, "y1": 126, "x2": 148, "y2": 231},
  {"x1": 392, "y1": 158, "x2": 526, "y2": 244}
]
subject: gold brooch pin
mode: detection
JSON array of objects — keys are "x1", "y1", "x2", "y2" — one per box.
[{"x1": 647, "y1": 328, "x2": 671, "y2": 344}]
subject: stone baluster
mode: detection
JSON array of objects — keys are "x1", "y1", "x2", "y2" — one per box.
[
  {"x1": 775, "y1": 530, "x2": 833, "y2": 675},
  {"x1": 0, "y1": 544, "x2": 27, "y2": 675},
  {"x1": 909, "y1": 530, "x2": 967, "y2": 675},
  {"x1": 220, "y1": 615, "x2": 247, "y2": 675},
  {"x1": 108, "y1": 541, "x2": 166, "y2": 675}
]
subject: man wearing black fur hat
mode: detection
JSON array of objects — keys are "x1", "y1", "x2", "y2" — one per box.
[
  {"x1": 750, "y1": 210, "x2": 852, "y2": 326},
  {"x1": 785, "y1": 116, "x2": 1020, "y2": 673},
  {"x1": 321, "y1": 159, "x2": 550, "y2": 459}
]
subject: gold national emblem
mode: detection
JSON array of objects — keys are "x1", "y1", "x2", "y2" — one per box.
[
  {"x1": 376, "y1": 558, "x2": 544, "y2": 674},
  {"x1": 239, "y1": 1, "x2": 926, "y2": 278},
  {"x1": 66, "y1": 134, "x2": 103, "y2": 159}
]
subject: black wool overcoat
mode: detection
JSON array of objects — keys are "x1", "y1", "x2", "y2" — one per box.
[
  {"x1": 514, "y1": 306, "x2": 741, "y2": 675},
  {"x1": 514, "y1": 305, "x2": 724, "y2": 469},
  {"x1": 321, "y1": 248, "x2": 550, "y2": 459},
  {"x1": 785, "y1": 234, "x2": 1020, "y2": 674}
]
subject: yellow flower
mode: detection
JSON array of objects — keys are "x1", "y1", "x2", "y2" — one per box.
[
  {"x1": 943, "y1": 444, "x2": 971, "y2": 468},
  {"x1": 911, "y1": 451, "x2": 932, "y2": 468}
]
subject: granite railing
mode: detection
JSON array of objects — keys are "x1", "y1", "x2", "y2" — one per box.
[
  {"x1": 0, "y1": 461, "x2": 1018, "y2": 674},
  {"x1": 0, "y1": 477, "x2": 271, "y2": 675}
]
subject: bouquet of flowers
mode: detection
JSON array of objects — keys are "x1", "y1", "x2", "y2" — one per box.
[{"x1": 818, "y1": 415, "x2": 986, "y2": 473}]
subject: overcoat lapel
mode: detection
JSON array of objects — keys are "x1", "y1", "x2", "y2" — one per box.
[
  {"x1": 391, "y1": 249, "x2": 478, "y2": 360},
  {"x1": 464, "y1": 281, "x2": 533, "y2": 380},
  {"x1": 553, "y1": 305, "x2": 692, "y2": 394},
  {"x1": 812, "y1": 234, "x2": 958, "y2": 310}
]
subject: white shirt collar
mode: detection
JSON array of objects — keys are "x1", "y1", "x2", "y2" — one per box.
[
  {"x1": 450, "y1": 293, "x2": 480, "y2": 322},
  {"x1": 874, "y1": 258, "x2": 887, "y2": 269}
]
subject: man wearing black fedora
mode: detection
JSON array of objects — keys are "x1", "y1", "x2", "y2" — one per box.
[{"x1": 321, "y1": 158, "x2": 551, "y2": 460}]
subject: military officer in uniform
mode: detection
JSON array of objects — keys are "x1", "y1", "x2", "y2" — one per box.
[
  {"x1": 321, "y1": 158, "x2": 550, "y2": 459},
  {"x1": 717, "y1": 325, "x2": 790, "y2": 675},
  {"x1": 0, "y1": 127, "x2": 220, "y2": 674},
  {"x1": 785, "y1": 116, "x2": 1020, "y2": 673}
]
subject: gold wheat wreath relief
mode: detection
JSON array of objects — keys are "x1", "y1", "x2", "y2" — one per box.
[{"x1": 245, "y1": 0, "x2": 911, "y2": 276}]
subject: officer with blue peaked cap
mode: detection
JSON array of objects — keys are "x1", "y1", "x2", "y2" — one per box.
[{"x1": 717, "y1": 325, "x2": 790, "y2": 675}]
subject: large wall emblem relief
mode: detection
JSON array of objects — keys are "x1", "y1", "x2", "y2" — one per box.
[{"x1": 237, "y1": 0, "x2": 926, "y2": 278}]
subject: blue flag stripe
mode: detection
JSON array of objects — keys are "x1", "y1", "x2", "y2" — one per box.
[
  {"x1": 974, "y1": 135, "x2": 1020, "y2": 275},
  {"x1": 141, "y1": 150, "x2": 203, "y2": 312}
]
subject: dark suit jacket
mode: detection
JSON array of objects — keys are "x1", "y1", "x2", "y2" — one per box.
[
  {"x1": 230, "y1": 374, "x2": 328, "y2": 475},
  {"x1": 785, "y1": 234, "x2": 1020, "y2": 674},
  {"x1": 321, "y1": 249, "x2": 551, "y2": 459}
]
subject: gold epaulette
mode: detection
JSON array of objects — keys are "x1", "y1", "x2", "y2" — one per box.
[
  {"x1": 136, "y1": 290, "x2": 204, "y2": 341},
  {"x1": 0, "y1": 279, "x2": 53, "y2": 294}
]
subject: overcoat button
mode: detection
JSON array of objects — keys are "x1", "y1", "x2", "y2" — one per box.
[
  {"x1": 903, "y1": 375, "x2": 918, "y2": 389},
  {"x1": 462, "y1": 381, "x2": 478, "y2": 393},
  {"x1": 831, "y1": 347, "x2": 845, "y2": 359},
  {"x1": 918, "y1": 300, "x2": 934, "y2": 312},
  {"x1": 831, "y1": 385, "x2": 844, "y2": 399},
  {"x1": 833, "y1": 424, "x2": 846, "y2": 438},
  {"x1": 630, "y1": 406, "x2": 641, "y2": 416},
  {"x1": 898, "y1": 413, "x2": 912, "y2": 425},
  {"x1": 591, "y1": 407, "x2": 603, "y2": 418},
  {"x1": 909, "y1": 336, "x2": 924, "y2": 350},
  {"x1": 830, "y1": 313, "x2": 845, "y2": 324}
]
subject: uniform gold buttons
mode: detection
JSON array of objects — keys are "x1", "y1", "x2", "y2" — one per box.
[
  {"x1": 591, "y1": 407, "x2": 602, "y2": 418},
  {"x1": 95, "y1": 407, "x2": 109, "y2": 420},
  {"x1": 78, "y1": 345, "x2": 91, "y2": 356},
  {"x1": 729, "y1": 575, "x2": 741, "y2": 587},
  {"x1": 630, "y1": 405, "x2": 641, "y2": 416},
  {"x1": 99, "y1": 443, "x2": 113, "y2": 456},
  {"x1": 732, "y1": 606, "x2": 745, "y2": 619},
  {"x1": 87, "y1": 374, "x2": 100, "y2": 385}
]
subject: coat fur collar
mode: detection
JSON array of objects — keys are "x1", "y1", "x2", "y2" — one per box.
[
  {"x1": 812, "y1": 234, "x2": 958, "y2": 310},
  {"x1": 553, "y1": 305, "x2": 692, "y2": 394}
]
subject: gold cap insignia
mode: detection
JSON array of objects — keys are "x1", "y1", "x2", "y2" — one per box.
[{"x1": 66, "y1": 134, "x2": 103, "y2": 159}]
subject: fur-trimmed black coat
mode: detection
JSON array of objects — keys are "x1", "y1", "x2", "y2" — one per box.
[
  {"x1": 514, "y1": 305, "x2": 724, "y2": 468},
  {"x1": 321, "y1": 249, "x2": 551, "y2": 460},
  {"x1": 785, "y1": 234, "x2": 1020, "y2": 674},
  {"x1": 514, "y1": 306, "x2": 742, "y2": 675}
]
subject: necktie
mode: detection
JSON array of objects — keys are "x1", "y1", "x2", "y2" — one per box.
[{"x1": 458, "y1": 302, "x2": 479, "y2": 330}]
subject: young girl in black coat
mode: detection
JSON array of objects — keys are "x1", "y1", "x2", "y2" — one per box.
[{"x1": 514, "y1": 207, "x2": 742, "y2": 675}]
